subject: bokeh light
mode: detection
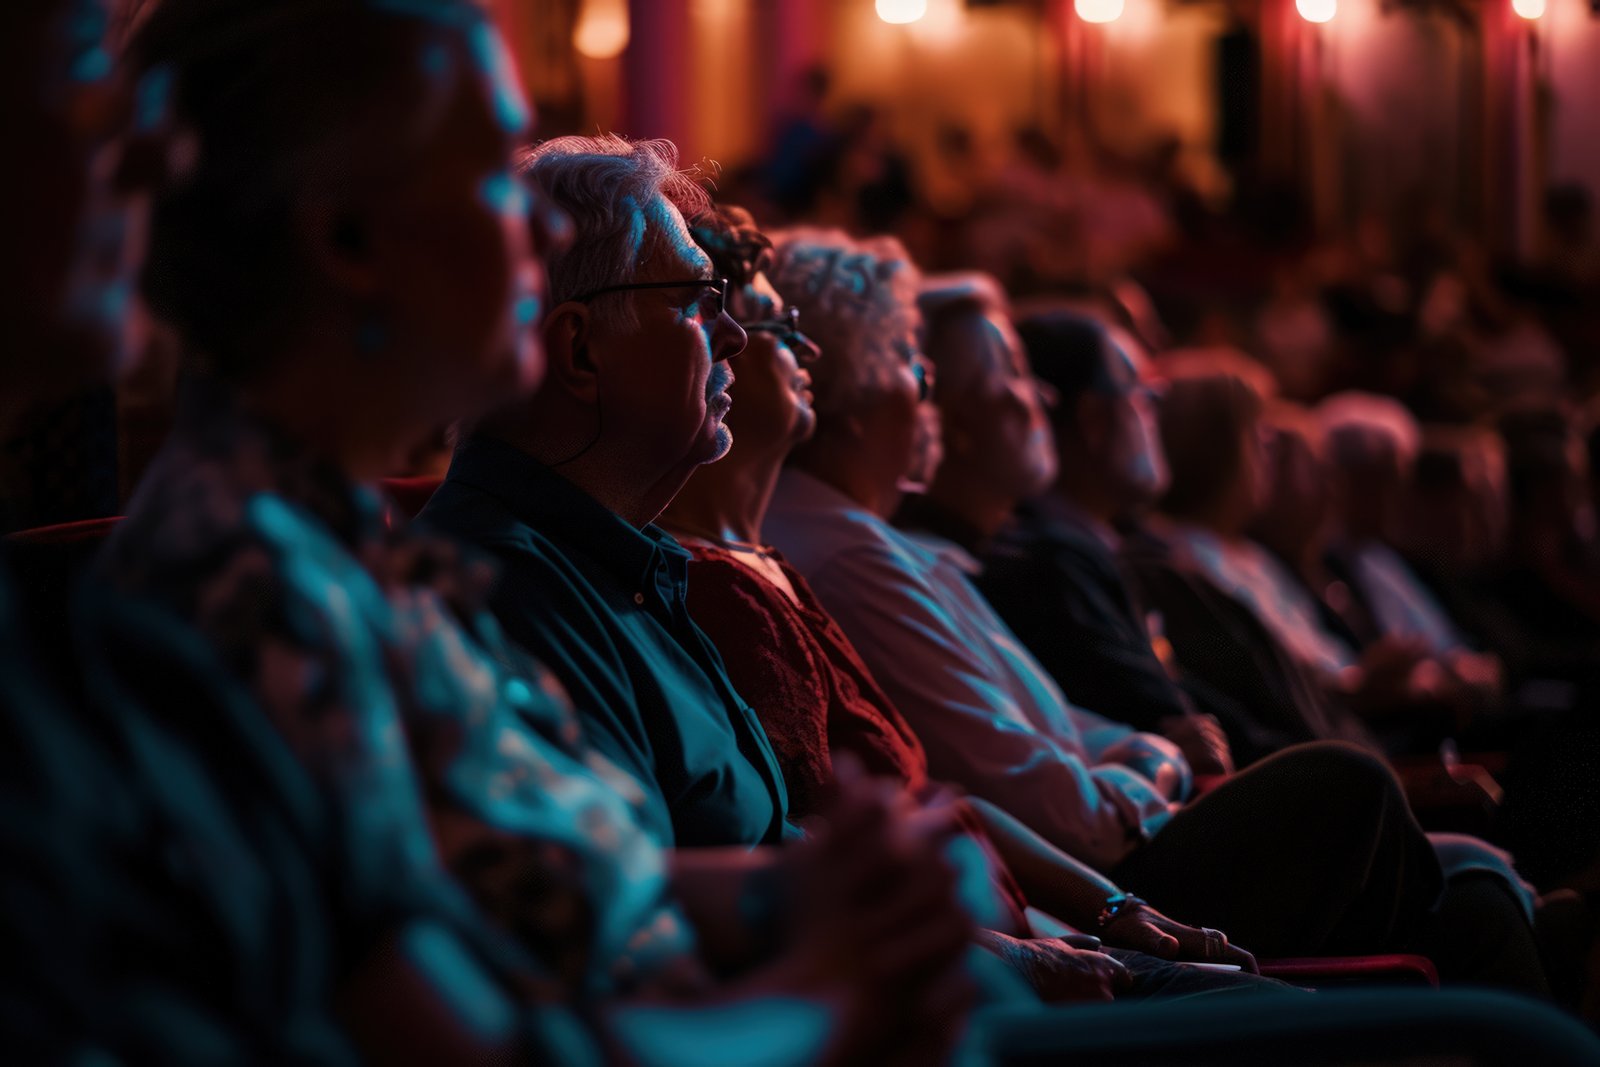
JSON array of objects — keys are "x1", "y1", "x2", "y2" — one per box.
[
  {"x1": 1075, "y1": 0, "x2": 1126, "y2": 23},
  {"x1": 573, "y1": 0, "x2": 629, "y2": 59},
  {"x1": 876, "y1": 0, "x2": 929, "y2": 25},
  {"x1": 1296, "y1": 0, "x2": 1337, "y2": 22},
  {"x1": 1513, "y1": 0, "x2": 1546, "y2": 19}
]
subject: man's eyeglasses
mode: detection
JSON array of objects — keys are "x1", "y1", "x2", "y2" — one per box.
[
  {"x1": 571, "y1": 277, "x2": 728, "y2": 320},
  {"x1": 741, "y1": 306, "x2": 820, "y2": 364},
  {"x1": 911, "y1": 360, "x2": 932, "y2": 402},
  {"x1": 894, "y1": 338, "x2": 933, "y2": 402}
]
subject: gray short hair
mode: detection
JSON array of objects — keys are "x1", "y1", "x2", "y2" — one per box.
[
  {"x1": 519, "y1": 135, "x2": 711, "y2": 330},
  {"x1": 918, "y1": 272, "x2": 1009, "y2": 399},
  {"x1": 1318, "y1": 391, "x2": 1421, "y2": 472},
  {"x1": 766, "y1": 227, "x2": 921, "y2": 426}
]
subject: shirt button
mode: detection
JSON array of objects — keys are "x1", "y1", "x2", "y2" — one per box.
[{"x1": 633, "y1": 593, "x2": 645, "y2": 605}]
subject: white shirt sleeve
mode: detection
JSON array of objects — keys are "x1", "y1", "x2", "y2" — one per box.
[{"x1": 806, "y1": 541, "x2": 1171, "y2": 871}]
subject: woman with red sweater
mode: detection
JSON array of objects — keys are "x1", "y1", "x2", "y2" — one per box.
[{"x1": 659, "y1": 206, "x2": 1273, "y2": 998}]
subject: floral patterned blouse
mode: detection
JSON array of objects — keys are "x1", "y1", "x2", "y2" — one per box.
[{"x1": 96, "y1": 384, "x2": 702, "y2": 1001}]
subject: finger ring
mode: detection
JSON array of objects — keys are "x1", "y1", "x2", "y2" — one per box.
[{"x1": 1201, "y1": 928, "x2": 1225, "y2": 960}]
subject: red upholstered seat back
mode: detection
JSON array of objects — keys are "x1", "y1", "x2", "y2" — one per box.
[
  {"x1": 1259, "y1": 953, "x2": 1439, "y2": 989},
  {"x1": 8, "y1": 515, "x2": 124, "y2": 547},
  {"x1": 378, "y1": 476, "x2": 443, "y2": 522},
  {"x1": 6, "y1": 515, "x2": 124, "y2": 673}
]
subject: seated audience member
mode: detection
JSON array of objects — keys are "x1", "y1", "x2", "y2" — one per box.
[
  {"x1": 984, "y1": 314, "x2": 1354, "y2": 765},
  {"x1": 1489, "y1": 409, "x2": 1600, "y2": 906},
  {"x1": 1140, "y1": 359, "x2": 1500, "y2": 752},
  {"x1": 418, "y1": 137, "x2": 1218, "y2": 1019},
  {"x1": 1394, "y1": 426, "x2": 1509, "y2": 639},
  {"x1": 1123, "y1": 350, "x2": 1384, "y2": 754},
  {"x1": 1, "y1": 3, "x2": 363, "y2": 1060},
  {"x1": 1472, "y1": 407, "x2": 1600, "y2": 688},
  {"x1": 1316, "y1": 394, "x2": 1504, "y2": 706},
  {"x1": 95, "y1": 8, "x2": 972, "y2": 1062},
  {"x1": 763, "y1": 229, "x2": 1552, "y2": 993},
  {"x1": 922, "y1": 299, "x2": 1232, "y2": 777},
  {"x1": 1254, "y1": 404, "x2": 1465, "y2": 755},
  {"x1": 420, "y1": 136, "x2": 792, "y2": 851},
  {"x1": 1246, "y1": 400, "x2": 1497, "y2": 753},
  {"x1": 661, "y1": 206, "x2": 1289, "y2": 1002}
]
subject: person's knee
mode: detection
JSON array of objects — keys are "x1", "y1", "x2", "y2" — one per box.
[{"x1": 1255, "y1": 741, "x2": 1397, "y2": 797}]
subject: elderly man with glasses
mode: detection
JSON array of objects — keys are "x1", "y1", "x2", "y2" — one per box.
[{"x1": 420, "y1": 135, "x2": 795, "y2": 851}]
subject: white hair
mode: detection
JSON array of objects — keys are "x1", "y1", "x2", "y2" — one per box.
[
  {"x1": 766, "y1": 227, "x2": 921, "y2": 427},
  {"x1": 519, "y1": 135, "x2": 712, "y2": 330}
]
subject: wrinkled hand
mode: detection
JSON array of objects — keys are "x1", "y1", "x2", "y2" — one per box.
[
  {"x1": 982, "y1": 931, "x2": 1132, "y2": 1002},
  {"x1": 1102, "y1": 900, "x2": 1258, "y2": 973},
  {"x1": 1348, "y1": 636, "x2": 1431, "y2": 706},
  {"x1": 785, "y1": 755, "x2": 975, "y2": 990},
  {"x1": 1446, "y1": 649, "x2": 1504, "y2": 694},
  {"x1": 1097, "y1": 732, "x2": 1192, "y2": 802},
  {"x1": 1158, "y1": 713, "x2": 1234, "y2": 777},
  {"x1": 782, "y1": 757, "x2": 977, "y2": 1066}
]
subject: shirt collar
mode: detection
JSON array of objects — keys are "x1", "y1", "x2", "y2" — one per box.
[
  {"x1": 1023, "y1": 494, "x2": 1121, "y2": 553},
  {"x1": 900, "y1": 527, "x2": 983, "y2": 576},
  {"x1": 771, "y1": 466, "x2": 864, "y2": 516},
  {"x1": 447, "y1": 434, "x2": 691, "y2": 600}
]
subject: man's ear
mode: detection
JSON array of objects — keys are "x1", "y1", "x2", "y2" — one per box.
[
  {"x1": 298, "y1": 196, "x2": 383, "y2": 298},
  {"x1": 541, "y1": 303, "x2": 600, "y2": 404}
]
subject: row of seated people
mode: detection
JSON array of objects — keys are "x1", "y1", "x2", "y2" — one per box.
[{"x1": 7, "y1": 0, "x2": 1600, "y2": 1062}]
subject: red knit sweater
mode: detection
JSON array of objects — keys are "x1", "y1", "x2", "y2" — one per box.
[
  {"x1": 684, "y1": 543, "x2": 1031, "y2": 934},
  {"x1": 684, "y1": 543, "x2": 930, "y2": 814}
]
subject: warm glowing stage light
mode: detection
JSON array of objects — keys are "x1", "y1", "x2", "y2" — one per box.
[
  {"x1": 1513, "y1": 0, "x2": 1546, "y2": 19},
  {"x1": 573, "y1": 0, "x2": 629, "y2": 59},
  {"x1": 876, "y1": 0, "x2": 928, "y2": 24},
  {"x1": 1295, "y1": 0, "x2": 1337, "y2": 22},
  {"x1": 1075, "y1": 0, "x2": 1125, "y2": 22}
]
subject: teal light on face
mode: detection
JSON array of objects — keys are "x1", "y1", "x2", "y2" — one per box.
[
  {"x1": 515, "y1": 294, "x2": 542, "y2": 327},
  {"x1": 66, "y1": 0, "x2": 111, "y2": 83},
  {"x1": 468, "y1": 22, "x2": 531, "y2": 134},
  {"x1": 134, "y1": 66, "x2": 174, "y2": 133},
  {"x1": 479, "y1": 172, "x2": 529, "y2": 221},
  {"x1": 70, "y1": 47, "x2": 112, "y2": 85},
  {"x1": 421, "y1": 41, "x2": 451, "y2": 79}
]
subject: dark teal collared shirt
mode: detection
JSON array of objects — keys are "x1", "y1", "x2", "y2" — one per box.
[{"x1": 420, "y1": 435, "x2": 793, "y2": 850}]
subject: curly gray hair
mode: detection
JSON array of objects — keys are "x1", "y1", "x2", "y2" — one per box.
[
  {"x1": 766, "y1": 227, "x2": 921, "y2": 425},
  {"x1": 519, "y1": 135, "x2": 712, "y2": 331}
]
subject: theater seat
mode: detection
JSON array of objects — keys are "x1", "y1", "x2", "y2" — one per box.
[
  {"x1": 379, "y1": 476, "x2": 443, "y2": 523},
  {"x1": 1027, "y1": 907, "x2": 1438, "y2": 990},
  {"x1": 979, "y1": 987, "x2": 1600, "y2": 1066},
  {"x1": 6, "y1": 515, "x2": 124, "y2": 676},
  {"x1": 1394, "y1": 749, "x2": 1507, "y2": 837},
  {"x1": 8, "y1": 514, "x2": 123, "y2": 548},
  {"x1": 1258, "y1": 953, "x2": 1439, "y2": 989}
]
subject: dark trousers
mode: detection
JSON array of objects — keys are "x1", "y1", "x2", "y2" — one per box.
[
  {"x1": 1109, "y1": 741, "x2": 1549, "y2": 995},
  {"x1": 1112, "y1": 742, "x2": 1443, "y2": 958},
  {"x1": 1111, "y1": 949, "x2": 1300, "y2": 1000}
]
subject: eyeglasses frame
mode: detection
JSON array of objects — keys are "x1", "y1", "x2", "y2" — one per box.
[{"x1": 569, "y1": 277, "x2": 729, "y2": 319}]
